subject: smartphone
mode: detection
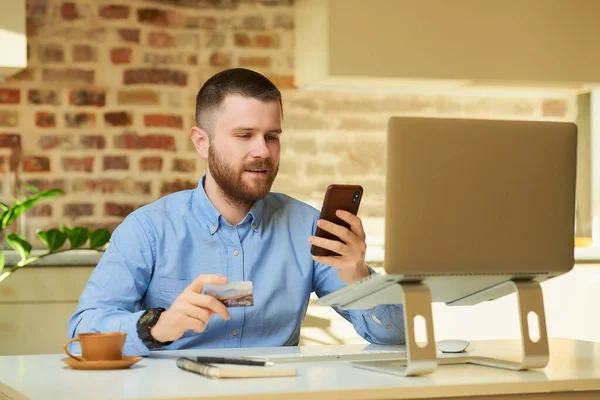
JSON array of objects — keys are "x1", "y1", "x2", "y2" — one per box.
[{"x1": 311, "y1": 184, "x2": 363, "y2": 257}]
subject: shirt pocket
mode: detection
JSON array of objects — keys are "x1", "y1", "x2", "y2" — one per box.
[{"x1": 151, "y1": 277, "x2": 190, "y2": 306}]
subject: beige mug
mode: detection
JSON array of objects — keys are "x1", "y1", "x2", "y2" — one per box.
[{"x1": 63, "y1": 332, "x2": 127, "y2": 362}]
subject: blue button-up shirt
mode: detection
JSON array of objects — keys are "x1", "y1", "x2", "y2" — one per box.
[{"x1": 68, "y1": 177, "x2": 406, "y2": 355}]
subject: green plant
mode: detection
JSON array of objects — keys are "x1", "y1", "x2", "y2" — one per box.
[{"x1": 0, "y1": 186, "x2": 110, "y2": 285}]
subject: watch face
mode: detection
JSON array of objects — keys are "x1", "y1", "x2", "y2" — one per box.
[{"x1": 139, "y1": 308, "x2": 161, "y2": 327}]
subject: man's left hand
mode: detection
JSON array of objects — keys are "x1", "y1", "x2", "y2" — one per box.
[{"x1": 309, "y1": 210, "x2": 371, "y2": 285}]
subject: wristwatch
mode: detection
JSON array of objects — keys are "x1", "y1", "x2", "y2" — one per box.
[{"x1": 136, "y1": 307, "x2": 173, "y2": 349}]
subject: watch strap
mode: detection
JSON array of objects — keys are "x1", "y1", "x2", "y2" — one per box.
[{"x1": 137, "y1": 307, "x2": 173, "y2": 349}]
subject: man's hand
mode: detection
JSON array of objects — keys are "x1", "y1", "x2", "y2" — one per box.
[
  {"x1": 150, "y1": 274, "x2": 231, "y2": 343},
  {"x1": 308, "y1": 210, "x2": 371, "y2": 285}
]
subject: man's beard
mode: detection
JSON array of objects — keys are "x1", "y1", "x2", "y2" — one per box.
[{"x1": 208, "y1": 145, "x2": 278, "y2": 206}]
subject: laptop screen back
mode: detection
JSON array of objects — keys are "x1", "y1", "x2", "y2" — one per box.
[{"x1": 384, "y1": 117, "x2": 577, "y2": 277}]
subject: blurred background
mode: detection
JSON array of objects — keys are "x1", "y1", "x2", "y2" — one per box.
[{"x1": 0, "y1": 0, "x2": 599, "y2": 354}]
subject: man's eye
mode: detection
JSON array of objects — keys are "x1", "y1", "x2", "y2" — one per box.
[
  {"x1": 238, "y1": 134, "x2": 251, "y2": 139},
  {"x1": 267, "y1": 135, "x2": 280, "y2": 141}
]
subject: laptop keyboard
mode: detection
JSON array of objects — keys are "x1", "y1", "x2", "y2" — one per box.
[{"x1": 242, "y1": 349, "x2": 407, "y2": 364}]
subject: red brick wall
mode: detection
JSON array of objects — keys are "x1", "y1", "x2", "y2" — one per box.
[{"x1": 0, "y1": 0, "x2": 294, "y2": 244}]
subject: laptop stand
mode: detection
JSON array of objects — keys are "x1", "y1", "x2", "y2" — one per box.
[
  {"x1": 342, "y1": 279, "x2": 549, "y2": 376},
  {"x1": 456, "y1": 279, "x2": 550, "y2": 371},
  {"x1": 395, "y1": 282, "x2": 439, "y2": 376},
  {"x1": 347, "y1": 282, "x2": 439, "y2": 376}
]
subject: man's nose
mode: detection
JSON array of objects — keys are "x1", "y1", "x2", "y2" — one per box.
[{"x1": 251, "y1": 137, "x2": 271, "y2": 158}]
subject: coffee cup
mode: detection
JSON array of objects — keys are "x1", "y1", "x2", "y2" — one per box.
[{"x1": 63, "y1": 332, "x2": 127, "y2": 362}]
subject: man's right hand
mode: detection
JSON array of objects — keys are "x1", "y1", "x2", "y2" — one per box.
[{"x1": 149, "y1": 274, "x2": 231, "y2": 343}]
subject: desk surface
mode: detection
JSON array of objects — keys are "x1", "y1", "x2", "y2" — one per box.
[{"x1": 1, "y1": 339, "x2": 600, "y2": 400}]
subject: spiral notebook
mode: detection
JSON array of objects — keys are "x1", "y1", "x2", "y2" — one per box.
[{"x1": 177, "y1": 358, "x2": 297, "y2": 379}]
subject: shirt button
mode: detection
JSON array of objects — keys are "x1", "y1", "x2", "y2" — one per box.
[
  {"x1": 233, "y1": 249, "x2": 239, "y2": 256},
  {"x1": 251, "y1": 223, "x2": 258, "y2": 230},
  {"x1": 210, "y1": 226, "x2": 216, "y2": 233},
  {"x1": 232, "y1": 329, "x2": 239, "y2": 336}
]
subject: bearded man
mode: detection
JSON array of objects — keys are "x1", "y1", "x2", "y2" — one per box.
[{"x1": 68, "y1": 68, "x2": 405, "y2": 354}]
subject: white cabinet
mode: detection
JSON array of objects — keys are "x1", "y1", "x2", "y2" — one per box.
[
  {"x1": 0, "y1": 0, "x2": 26, "y2": 80},
  {"x1": 296, "y1": 0, "x2": 600, "y2": 91}
]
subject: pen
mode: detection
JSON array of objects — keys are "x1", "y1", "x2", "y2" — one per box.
[{"x1": 196, "y1": 356, "x2": 273, "y2": 366}]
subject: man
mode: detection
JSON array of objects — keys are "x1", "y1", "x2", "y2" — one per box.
[{"x1": 68, "y1": 68, "x2": 405, "y2": 355}]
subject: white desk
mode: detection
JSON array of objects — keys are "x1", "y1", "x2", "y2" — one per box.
[{"x1": 1, "y1": 339, "x2": 599, "y2": 400}]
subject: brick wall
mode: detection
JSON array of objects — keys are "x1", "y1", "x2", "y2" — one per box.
[{"x1": 0, "y1": 0, "x2": 576, "y2": 245}]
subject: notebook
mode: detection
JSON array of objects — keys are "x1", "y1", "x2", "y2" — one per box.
[{"x1": 176, "y1": 358, "x2": 297, "y2": 379}]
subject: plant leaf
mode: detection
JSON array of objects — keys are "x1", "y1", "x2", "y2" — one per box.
[
  {"x1": 24, "y1": 184, "x2": 40, "y2": 193},
  {"x1": 6, "y1": 234, "x2": 32, "y2": 261},
  {"x1": 0, "y1": 202, "x2": 8, "y2": 211},
  {"x1": 36, "y1": 228, "x2": 67, "y2": 251},
  {"x1": 38, "y1": 188, "x2": 64, "y2": 198},
  {"x1": 1, "y1": 208, "x2": 16, "y2": 231},
  {"x1": 0, "y1": 210, "x2": 8, "y2": 229},
  {"x1": 1, "y1": 206, "x2": 15, "y2": 230},
  {"x1": 0, "y1": 189, "x2": 64, "y2": 231},
  {"x1": 90, "y1": 229, "x2": 110, "y2": 249},
  {"x1": 18, "y1": 189, "x2": 63, "y2": 212},
  {"x1": 66, "y1": 227, "x2": 90, "y2": 249},
  {"x1": 0, "y1": 251, "x2": 4, "y2": 277},
  {"x1": 36, "y1": 230, "x2": 48, "y2": 247}
]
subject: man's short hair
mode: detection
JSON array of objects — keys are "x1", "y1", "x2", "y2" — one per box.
[{"x1": 195, "y1": 68, "x2": 283, "y2": 136}]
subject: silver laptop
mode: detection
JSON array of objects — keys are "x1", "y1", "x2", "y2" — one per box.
[{"x1": 318, "y1": 117, "x2": 577, "y2": 309}]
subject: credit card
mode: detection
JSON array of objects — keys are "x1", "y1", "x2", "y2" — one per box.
[{"x1": 203, "y1": 281, "x2": 254, "y2": 307}]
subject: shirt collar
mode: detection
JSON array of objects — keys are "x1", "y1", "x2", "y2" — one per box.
[
  {"x1": 193, "y1": 175, "x2": 264, "y2": 234},
  {"x1": 247, "y1": 196, "x2": 264, "y2": 232}
]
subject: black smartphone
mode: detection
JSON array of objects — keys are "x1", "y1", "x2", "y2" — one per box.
[{"x1": 311, "y1": 184, "x2": 363, "y2": 257}]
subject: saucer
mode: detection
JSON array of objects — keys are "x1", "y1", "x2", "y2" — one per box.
[{"x1": 61, "y1": 356, "x2": 143, "y2": 370}]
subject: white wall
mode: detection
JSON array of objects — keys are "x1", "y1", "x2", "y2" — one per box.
[{"x1": 433, "y1": 265, "x2": 600, "y2": 342}]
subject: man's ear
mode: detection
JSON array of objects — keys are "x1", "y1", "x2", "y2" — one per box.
[{"x1": 189, "y1": 126, "x2": 209, "y2": 159}]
